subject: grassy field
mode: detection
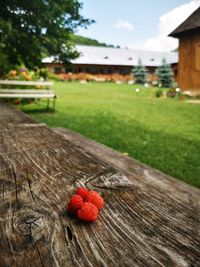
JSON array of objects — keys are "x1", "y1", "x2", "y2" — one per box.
[{"x1": 21, "y1": 81, "x2": 200, "y2": 187}]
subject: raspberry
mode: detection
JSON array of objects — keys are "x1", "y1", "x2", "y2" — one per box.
[
  {"x1": 78, "y1": 202, "x2": 99, "y2": 221},
  {"x1": 85, "y1": 190, "x2": 104, "y2": 209},
  {"x1": 68, "y1": 194, "x2": 83, "y2": 215},
  {"x1": 75, "y1": 187, "x2": 89, "y2": 200}
]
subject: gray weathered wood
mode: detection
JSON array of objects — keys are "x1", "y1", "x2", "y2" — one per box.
[
  {"x1": 0, "y1": 81, "x2": 56, "y2": 110},
  {"x1": 0, "y1": 104, "x2": 200, "y2": 267},
  {"x1": 0, "y1": 89, "x2": 55, "y2": 93},
  {"x1": 0, "y1": 93, "x2": 56, "y2": 98},
  {"x1": 53, "y1": 128, "x2": 200, "y2": 210},
  {"x1": 0, "y1": 80, "x2": 53, "y2": 86}
]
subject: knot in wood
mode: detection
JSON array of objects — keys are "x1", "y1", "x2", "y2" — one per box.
[
  {"x1": 7, "y1": 210, "x2": 47, "y2": 252},
  {"x1": 91, "y1": 172, "x2": 134, "y2": 189}
]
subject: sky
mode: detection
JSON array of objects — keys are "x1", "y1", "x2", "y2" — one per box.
[{"x1": 77, "y1": 0, "x2": 200, "y2": 51}]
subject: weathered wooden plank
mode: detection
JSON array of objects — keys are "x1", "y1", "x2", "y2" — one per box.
[
  {"x1": 0, "y1": 104, "x2": 200, "y2": 267},
  {"x1": 53, "y1": 128, "x2": 200, "y2": 210},
  {"x1": 178, "y1": 32, "x2": 200, "y2": 94},
  {"x1": 0, "y1": 103, "x2": 45, "y2": 129},
  {"x1": 0, "y1": 89, "x2": 55, "y2": 93},
  {"x1": 0, "y1": 80, "x2": 53, "y2": 86},
  {"x1": 0, "y1": 93, "x2": 56, "y2": 98}
]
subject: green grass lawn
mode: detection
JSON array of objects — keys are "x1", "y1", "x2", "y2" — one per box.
[{"x1": 21, "y1": 81, "x2": 200, "y2": 187}]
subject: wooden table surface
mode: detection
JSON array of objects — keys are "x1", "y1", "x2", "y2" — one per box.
[{"x1": 0, "y1": 104, "x2": 200, "y2": 267}]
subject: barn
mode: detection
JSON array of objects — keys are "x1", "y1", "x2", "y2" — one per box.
[
  {"x1": 169, "y1": 7, "x2": 200, "y2": 95},
  {"x1": 42, "y1": 45, "x2": 178, "y2": 80}
]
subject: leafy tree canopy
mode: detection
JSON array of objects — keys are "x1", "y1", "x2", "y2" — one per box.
[
  {"x1": 0, "y1": 0, "x2": 93, "y2": 75},
  {"x1": 70, "y1": 34, "x2": 120, "y2": 48}
]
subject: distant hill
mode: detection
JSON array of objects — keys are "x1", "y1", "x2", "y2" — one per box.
[{"x1": 70, "y1": 34, "x2": 120, "y2": 48}]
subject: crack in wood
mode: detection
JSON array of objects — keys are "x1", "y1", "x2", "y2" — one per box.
[
  {"x1": 12, "y1": 165, "x2": 19, "y2": 204},
  {"x1": 35, "y1": 243, "x2": 45, "y2": 267},
  {"x1": 2, "y1": 179, "x2": 4, "y2": 201},
  {"x1": 66, "y1": 226, "x2": 73, "y2": 241},
  {"x1": 27, "y1": 170, "x2": 36, "y2": 202}
]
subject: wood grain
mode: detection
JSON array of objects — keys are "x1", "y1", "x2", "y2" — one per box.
[
  {"x1": 0, "y1": 103, "x2": 200, "y2": 267},
  {"x1": 178, "y1": 31, "x2": 200, "y2": 94}
]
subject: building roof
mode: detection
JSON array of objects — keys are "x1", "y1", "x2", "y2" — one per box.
[
  {"x1": 42, "y1": 45, "x2": 178, "y2": 67},
  {"x1": 169, "y1": 7, "x2": 200, "y2": 37}
]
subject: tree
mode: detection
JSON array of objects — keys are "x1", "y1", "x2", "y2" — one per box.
[
  {"x1": 70, "y1": 34, "x2": 115, "y2": 47},
  {"x1": 132, "y1": 59, "x2": 148, "y2": 84},
  {"x1": 156, "y1": 59, "x2": 174, "y2": 88},
  {"x1": 0, "y1": 1, "x2": 93, "y2": 76}
]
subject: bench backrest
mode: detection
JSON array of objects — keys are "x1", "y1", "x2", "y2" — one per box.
[
  {"x1": 0, "y1": 80, "x2": 53, "y2": 86},
  {"x1": 0, "y1": 89, "x2": 55, "y2": 94}
]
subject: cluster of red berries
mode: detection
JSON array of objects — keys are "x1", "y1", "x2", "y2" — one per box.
[{"x1": 68, "y1": 187, "x2": 104, "y2": 222}]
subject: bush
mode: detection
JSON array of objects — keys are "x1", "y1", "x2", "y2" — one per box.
[
  {"x1": 48, "y1": 72, "x2": 64, "y2": 81},
  {"x1": 155, "y1": 88, "x2": 163, "y2": 98},
  {"x1": 39, "y1": 68, "x2": 48, "y2": 80},
  {"x1": 166, "y1": 88, "x2": 176, "y2": 98},
  {"x1": 5, "y1": 66, "x2": 49, "y2": 82}
]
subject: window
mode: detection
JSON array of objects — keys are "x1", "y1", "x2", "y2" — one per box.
[
  {"x1": 148, "y1": 68, "x2": 155, "y2": 74},
  {"x1": 114, "y1": 67, "x2": 119, "y2": 74},
  {"x1": 54, "y1": 67, "x2": 62, "y2": 74},
  {"x1": 90, "y1": 68, "x2": 97, "y2": 74},
  {"x1": 120, "y1": 69, "x2": 130, "y2": 74},
  {"x1": 66, "y1": 67, "x2": 72, "y2": 73},
  {"x1": 102, "y1": 68, "x2": 108, "y2": 74}
]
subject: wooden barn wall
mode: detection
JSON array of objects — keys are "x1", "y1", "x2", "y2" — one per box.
[
  {"x1": 178, "y1": 31, "x2": 200, "y2": 94},
  {"x1": 44, "y1": 63, "x2": 178, "y2": 81}
]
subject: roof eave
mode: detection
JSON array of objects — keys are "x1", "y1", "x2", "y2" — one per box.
[
  {"x1": 169, "y1": 27, "x2": 200, "y2": 38},
  {"x1": 168, "y1": 7, "x2": 200, "y2": 38}
]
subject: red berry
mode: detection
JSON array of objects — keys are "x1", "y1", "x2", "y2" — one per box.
[
  {"x1": 85, "y1": 190, "x2": 104, "y2": 209},
  {"x1": 68, "y1": 194, "x2": 83, "y2": 214},
  {"x1": 78, "y1": 202, "x2": 99, "y2": 221},
  {"x1": 75, "y1": 187, "x2": 89, "y2": 200}
]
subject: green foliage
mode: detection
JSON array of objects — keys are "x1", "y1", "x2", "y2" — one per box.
[
  {"x1": 0, "y1": 1, "x2": 93, "y2": 76},
  {"x1": 5, "y1": 67, "x2": 48, "y2": 82},
  {"x1": 132, "y1": 59, "x2": 148, "y2": 84},
  {"x1": 166, "y1": 88, "x2": 176, "y2": 98},
  {"x1": 48, "y1": 72, "x2": 63, "y2": 82},
  {"x1": 38, "y1": 68, "x2": 48, "y2": 80},
  {"x1": 20, "y1": 82, "x2": 200, "y2": 188},
  {"x1": 155, "y1": 88, "x2": 164, "y2": 98},
  {"x1": 0, "y1": 49, "x2": 15, "y2": 77},
  {"x1": 156, "y1": 59, "x2": 174, "y2": 88},
  {"x1": 70, "y1": 34, "x2": 117, "y2": 48}
]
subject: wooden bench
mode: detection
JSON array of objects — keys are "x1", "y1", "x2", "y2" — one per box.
[
  {"x1": 0, "y1": 104, "x2": 199, "y2": 267},
  {"x1": 0, "y1": 80, "x2": 56, "y2": 110}
]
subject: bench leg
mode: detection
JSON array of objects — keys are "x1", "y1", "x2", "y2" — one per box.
[
  {"x1": 47, "y1": 98, "x2": 50, "y2": 110},
  {"x1": 20, "y1": 100, "x2": 23, "y2": 111},
  {"x1": 53, "y1": 97, "x2": 56, "y2": 111}
]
